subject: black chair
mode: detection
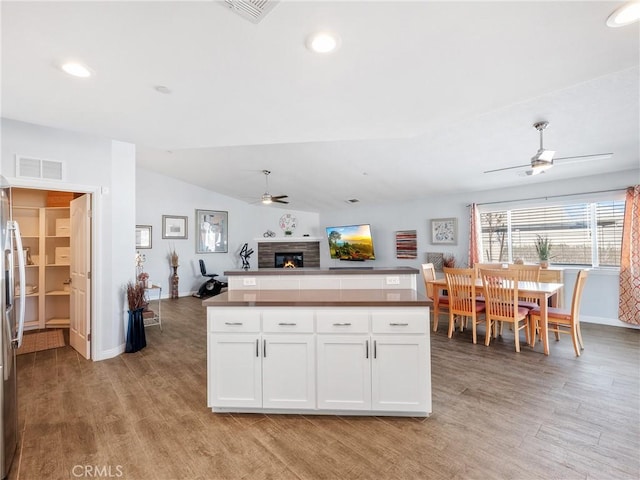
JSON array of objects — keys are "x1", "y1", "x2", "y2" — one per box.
[
  {"x1": 199, "y1": 259, "x2": 219, "y2": 279},
  {"x1": 194, "y1": 260, "x2": 227, "y2": 298}
]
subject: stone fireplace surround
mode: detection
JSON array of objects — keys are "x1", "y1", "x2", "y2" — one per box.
[{"x1": 258, "y1": 241, "x2": 320, "y2": 268}]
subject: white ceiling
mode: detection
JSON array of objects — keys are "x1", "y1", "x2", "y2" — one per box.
[{"x1": 2, "y1": 1, "x2": 639, "y2": 212}]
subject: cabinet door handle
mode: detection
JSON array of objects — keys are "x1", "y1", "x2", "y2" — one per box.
[
  {"x1": 365, "y1": 340, "x2": 369, "y2": 359},
  {"x1": 225, "y1": 322, "x2": 243, "y2": 326},
  {"x1": 256, "y1": 339, "x2": 259, "y2": 357},
  {"x1": 278, "y1": 322, "x2": 297, "y2": 326},
  {"x1": 263, "y1": 339, "x2": 266, "y2": 357},
  {"x1": 333, "y1": 322, "x2": 352, "y2": 326},
  {"x1": 389, "y1": 322, "x2": 409, "y2": 326},
  {"x1": 374, "y1": 340, "x2": 377, "y2": 359}
]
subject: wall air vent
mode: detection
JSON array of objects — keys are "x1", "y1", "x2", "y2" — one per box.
[
  {"x1": 222, "y1": 0, "x2": 278, "y2": 24},
  {"x1": 15, "y1": 155, "x2": 64, "y2": 181}
]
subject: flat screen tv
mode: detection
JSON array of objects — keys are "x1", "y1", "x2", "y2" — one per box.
[{"x1": 326, "y1": 224, "x2": 376, "y2": 261}]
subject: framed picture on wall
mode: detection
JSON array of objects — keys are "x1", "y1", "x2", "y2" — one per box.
[
  {"x1": 196, "y1": 209, "x2": 228, "y2": 253},
  {"x1": 135, "y1": 225, "x2": 152, "y2": 249},
  {"x1": 431, "y1": 217, "x2": 457, "y2": 245},
  {"x1": 396, "y1": 230, "x2": 417, "y2": 259},
  {"x1": 162, "y1": 215, "x2": 188, "y2": 239},
  {"x1": 426, "y1": 252, "x2": 444, "y2": 271}
]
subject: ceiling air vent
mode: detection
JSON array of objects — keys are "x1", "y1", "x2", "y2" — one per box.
[
  {"x1": 346, "y1": 199, "x2": 360, "y2": 204},
  {"x1": 15, "y1": 155, "x2": 64, "y2": 181},
  {"x1": 222, "y1": 0, "x2": 278, "y2": 24}
]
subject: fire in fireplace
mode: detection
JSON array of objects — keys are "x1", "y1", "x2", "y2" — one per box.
[{"x1": 275, "y1": 252, "x2": 303, "y2": 268}]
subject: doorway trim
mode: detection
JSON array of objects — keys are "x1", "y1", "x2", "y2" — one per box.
[{"x1": 6, "y1": 176, "x2": 100, "y2": 360}]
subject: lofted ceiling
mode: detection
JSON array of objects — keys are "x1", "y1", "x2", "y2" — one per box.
[{"x1": 2, "y1": 1, "x2": 639, "y2": 213}]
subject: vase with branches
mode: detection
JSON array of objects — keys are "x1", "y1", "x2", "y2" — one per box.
[
  {"x1": 125, "y1": 281, "x2": 147, "y2": 352},
  {"x1": 126, "y1": 281, "x2": 146, "y2": 311},
  {"x1": 169, "y1": 245, "x2": 179, "y2": 268},
  {"x1": 169, "y1": 245, "x2": 179, "y2": 299},
  {"x1": 442, "y1": 254, "x2": 456, "y2": 269}
]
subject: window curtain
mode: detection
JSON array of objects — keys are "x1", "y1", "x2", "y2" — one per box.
[
  {"x1": 468, "y1": 203, "x2": 482, "y2": 266},
  {"x1": 619, "y1": 185, "x2": 640, "y2": 325}
]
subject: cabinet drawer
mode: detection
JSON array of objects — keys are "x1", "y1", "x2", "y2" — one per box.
[
  {"x1": 371, "y1": 309, "x2": 428, "y2": 334},
  {"x1": 262, "y1": 309, "x2": 314, "y2": 333},
  {"x1": 209, "y1": 309, "x2": 261, "y2": 332},
  {"x1": 316, "y1": 309, "x2": 369, "y2": 333}
]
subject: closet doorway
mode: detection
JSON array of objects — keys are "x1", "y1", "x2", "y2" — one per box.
[{"x1": 11, "y1": 188, "x2": 92, "y2": 359}]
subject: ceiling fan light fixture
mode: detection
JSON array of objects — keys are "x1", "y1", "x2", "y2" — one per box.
[
  {"x1": 261, "y1": 194, "x2": 272, "y2": 204},
  {"x1": 485, "y1": 120, "x2": 609, "y2": 176},
  {"x1": 606, "y1": 1, "x2": 640, "y2": 27},
  {"x1": 530, "y1": 159, "x2": 553, "y2": 174}
]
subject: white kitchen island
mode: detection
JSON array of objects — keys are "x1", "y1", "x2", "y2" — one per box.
[{"x1": 204, "y1": 268, "x2": 432, "y2": 417}]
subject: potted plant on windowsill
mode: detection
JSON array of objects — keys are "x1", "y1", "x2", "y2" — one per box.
[{"x1": 534, "y1": 235, "x2": 552, "y2": 269}]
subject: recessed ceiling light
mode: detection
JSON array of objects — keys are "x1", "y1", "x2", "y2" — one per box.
[
  {"x1": 306, "y1": 32, "x2": 341, "y2": 54},
  {"x1": 60, "y1": 62, "x2": 92, "y2": 78},
  {"x1": 606, "y1": 1, "x2": 640, "y2": 27}
]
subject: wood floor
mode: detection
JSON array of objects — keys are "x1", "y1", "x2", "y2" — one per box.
[{"x1": 9, "y1": 297, "x2": 640, "y2": 480}]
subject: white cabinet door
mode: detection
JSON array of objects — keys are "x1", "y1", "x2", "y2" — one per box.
[
  {"x1": 209, "y1": 334, "x2": 262, "y2": 408},
  {"x1": 371, "y1": 335, "x2": 428, "y2": 412},
  {"x1": 262, "y1": 334, "x2": 315, "y2": 409},
  {"x1": 317, "y1": 335, "x2": 371, "y2": 410}
]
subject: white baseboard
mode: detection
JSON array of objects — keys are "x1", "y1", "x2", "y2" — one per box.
[{"x1": 581, "y1": 315, "x2": 640, "y2": 329}]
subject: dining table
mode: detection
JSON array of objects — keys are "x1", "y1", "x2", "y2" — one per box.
[{"x1": 428, "y1": 278, "x2": 564, "y2": 355}]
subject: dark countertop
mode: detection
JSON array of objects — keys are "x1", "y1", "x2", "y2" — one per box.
[
  {"x1": 224, "y1": 267, "x2": 419, "y2": 276},
  {"x1": 202, "y1": 289, "x2": 431, "y2": 307}
]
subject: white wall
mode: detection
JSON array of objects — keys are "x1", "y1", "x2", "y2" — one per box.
[
  {"x1": 2, "y1": 115, "x2": 633, "y2": 354},
  {"x1": 0, "y1": 118, "x2": 137, "y2": 359},
  {"x1": 319, "y1": 169, "x2": 638, "y2": 327},
  {"x1": 135, "y1": 168, "x2": 319, "y2": 295}
]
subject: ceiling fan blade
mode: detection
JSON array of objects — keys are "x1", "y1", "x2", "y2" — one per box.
[
  {"x1": 484, "y1": 163, "x2": 530, "y2": 174},
  {"x1": 271, "y1": 195, "x2": 288, "y2": 200},
  {"x1": 554, "y1": 152, "x2": 613, "y2": 164},
  {"x1": 273, "y1": 198, "x2": 289, "y2": 204}
]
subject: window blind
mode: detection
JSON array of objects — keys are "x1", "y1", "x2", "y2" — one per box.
[{"x1": 479, "y1": 199, "x2": 624, "y2": 267}]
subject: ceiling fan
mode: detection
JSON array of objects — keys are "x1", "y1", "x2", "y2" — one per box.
[
  {"x1": 259, "y1": 170, "x2": 289, "y2": 204},
  {"x1": 484, "y1": 121, "x2": 613, "y2": 176}
]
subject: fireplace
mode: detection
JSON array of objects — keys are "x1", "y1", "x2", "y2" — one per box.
[
  {"x1": 258, "y1": 241, "x2": 319, "y2": 268},
  {"x1": 275, "y1": 252, "x2": 303, "y2": 268}
]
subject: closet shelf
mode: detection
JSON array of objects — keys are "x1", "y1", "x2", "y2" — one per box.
[{"x1": 46, "y1": 318, "x2": 70, "y2": 327}]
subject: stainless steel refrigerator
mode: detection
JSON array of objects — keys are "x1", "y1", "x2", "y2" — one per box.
[{"x1": 1, "y1": 181, "x2": 26, "y2": 479}]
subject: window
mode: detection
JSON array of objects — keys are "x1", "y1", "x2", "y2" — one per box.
[{"x1": 480, "y1": 200, "x2": 625, "y2": 267}]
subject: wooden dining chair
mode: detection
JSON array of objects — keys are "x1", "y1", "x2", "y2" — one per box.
[
  {"x1": 421, "y1": 263, "x2": 449, "y2": 332},
  {"x1": 473, "y1": 262, "x2": 505, "y2": 299},
  {"x1": 443, "y1": 267, "x2": 486, "y2": 344},
  {"x1": 479, "y1": 269, "x2": 531, "y2": 352},
  {"x1": 508, "y1": 264, "x2": 542, "y2": 309},
  {"x1": 530, "y1": 270, "x2": 589, "y2": 356},
  {"x1": 473, "y1": 262, "x2": 505, "y2": 279}
]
